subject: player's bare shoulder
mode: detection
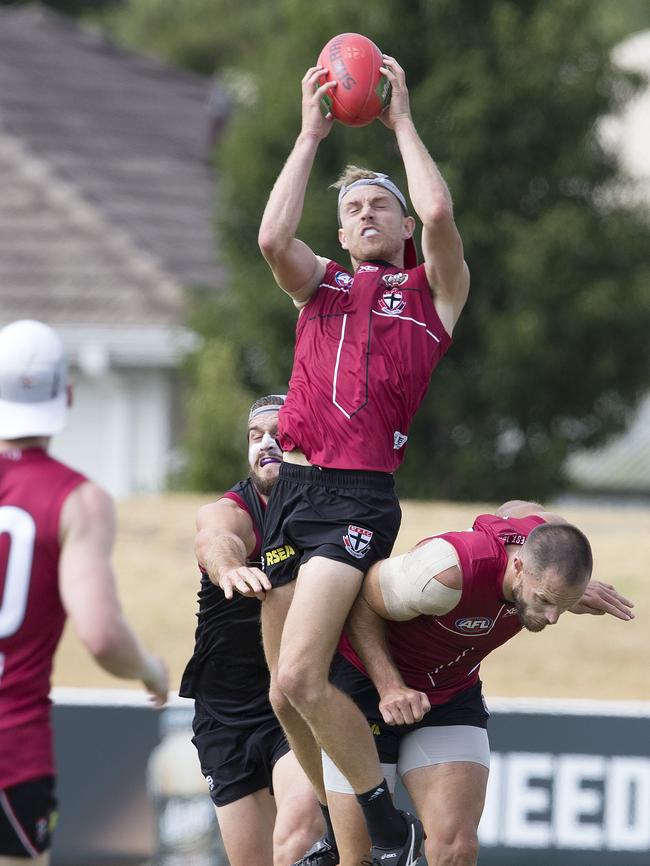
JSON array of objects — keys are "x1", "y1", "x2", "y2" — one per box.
[
  {"x1": 197, "y1": 496, "x2": 252, "y2": 534},
  {"x1": 425, "y1": 255, "x2": 470, "y2": 338},
  {"x1": 59, "y1": 480, "x2": 115, "y2": 544},
  {"x1": 495, "y1": 499, "x2": 567, "y2": 525},
  {"x1": 291, "y1": 254, "x2": 330, "y2": 310},
  {"x1": 195, "y1": 493, "x2": 259, "y2": 565}
]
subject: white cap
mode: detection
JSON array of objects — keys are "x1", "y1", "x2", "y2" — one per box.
[{"x1": 0, "y1": 320, "x2": 69, "y2": 439}]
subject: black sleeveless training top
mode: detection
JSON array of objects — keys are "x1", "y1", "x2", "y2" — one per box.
[{"x1": 179, "y1": 478, "x2": 274, "y2": 727}]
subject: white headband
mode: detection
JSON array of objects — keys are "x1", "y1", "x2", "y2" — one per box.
[
  {"x1": 248, "y1": 395, "x2": 286, "y2": 423},
  {"x1": 336, "y1": 173, "x2": 418, "y2": 269},
  {"x1": 337, "y1": 173, "x2": 408, "y2": 225}
]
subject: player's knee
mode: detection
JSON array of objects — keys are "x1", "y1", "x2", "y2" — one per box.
[
  {"x1": 425, "y1": 827, "x2": 479, "y2": 866},
  {"x1": 276, "y1": 658, "x2": 325, "y2": 709},
  {"x1": 269, "y1": 678, "x2": 292, "y2": 719}
]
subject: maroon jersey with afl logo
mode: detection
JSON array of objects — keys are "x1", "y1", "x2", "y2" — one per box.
[
  {"x1": 341, "y1": 513, "x2": 546, "y2": 705},
  {"x1": 0, "y1": 448, "x2": 86, "y2": 788},
  {"x1": 278, "y1": 260, "x2": 452, "y2": 471}
]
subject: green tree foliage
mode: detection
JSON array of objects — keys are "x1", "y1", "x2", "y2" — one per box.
[
  {"x1": 594, "y1": 0, "x2": 650, "y2": 45},
  {"x1": 0, "y1": 0, "x2": 115, "y2": 14},
  {"x1": 95, "y1": 0, "x2": 272, "y2": 73},
  {"x1": 183, "y1": 337, "x2": 253, "y2": 491},
  {"x1": 208, "y1": 0, "x2": 650, "y2": 501},
  {"x1": 103, "y1": 0, "x2": 650, "y2": 500}
]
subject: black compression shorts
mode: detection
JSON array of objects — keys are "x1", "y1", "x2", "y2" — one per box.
[
  {"x1": 262, "y1": 463, "x2": 401, "y2": 587},
  {"x1": 191, "y1": 703, "x2": 290, "y2": 807},
  {"x1": 0, "y1": 776, "x2": 57, "y2": 857},
  {"x1": 330, "y1": 654, "x2": 489, "y2": 764}
]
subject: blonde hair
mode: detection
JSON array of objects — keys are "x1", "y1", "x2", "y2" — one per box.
[{"x1": 330, "y1": 165, "x2": 377, "y2": 191}]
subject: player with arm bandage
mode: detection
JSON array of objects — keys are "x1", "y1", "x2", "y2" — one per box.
[{"x1": 323, "y1": 501, "x2": 633, "y2": 866}]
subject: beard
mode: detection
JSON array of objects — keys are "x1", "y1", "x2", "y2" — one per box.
[
  {"x1": 512, "y1": 587, "x2": 547, "y2": 633},
  {"x1": 250, "y1": 466, "x2": 278, "y2": 497}
]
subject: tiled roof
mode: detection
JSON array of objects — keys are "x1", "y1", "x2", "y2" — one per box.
[{"x1": 0, "y1": 5, "x2": 225, "y2": 329}]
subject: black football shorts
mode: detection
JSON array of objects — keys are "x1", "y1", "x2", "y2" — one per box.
[
  {"x1": 191, "y1": 703, "x2": 290, "y2": 807},
  {"x1": 262, "y1": 462, "x2": 401, "y2": 587},
  {"x1": 0, "y1": 776, "x2": 57, "y2": 857}
]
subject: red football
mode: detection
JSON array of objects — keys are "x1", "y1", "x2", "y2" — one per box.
[{"x1": 317, "y1": 33, "x2": 391, "y2": 127}]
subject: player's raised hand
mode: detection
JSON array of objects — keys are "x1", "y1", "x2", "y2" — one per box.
[
  {"x1": 379, "y1": 55, "x2": 411, "y2": 130},
  {"x1": 301, "y1": 66, "x2": 336, "y2": 140},
  {"x1": 379, "y1": 684, "x2": 431, "y2": 725},
  {"x1": 570, "y1": 580, "x2": 635, "y2": 619},
  {"x1": 219, "y1": 565, "x2": 272, "y2": 601}
]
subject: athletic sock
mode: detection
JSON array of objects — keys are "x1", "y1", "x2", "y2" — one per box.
[
  {"x1": 319, "y1": 803, "x2": 337, "y2": 847},
  {"x1": 355, "y1": 780, "x2": 407, "y2": 849}
]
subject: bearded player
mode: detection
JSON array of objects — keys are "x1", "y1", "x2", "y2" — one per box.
[
  {"x1": 323, "y1": 501, "x2": 634, "y2": 866},
  {"x1": 180, "y1": 396, "x2": 323, "y2": 866}
]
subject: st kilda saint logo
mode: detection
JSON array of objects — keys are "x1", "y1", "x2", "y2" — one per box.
[
  {"x1": 343, "y1": 525, "x2": 374, "y2": 559},
  {"x1": 379, "y1": 272, "x2": 408, "y2": 315}
]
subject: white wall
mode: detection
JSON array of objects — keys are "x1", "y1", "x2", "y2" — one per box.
[{"x1": 51, "y1": 366, "x2": 174, "y2": 497}]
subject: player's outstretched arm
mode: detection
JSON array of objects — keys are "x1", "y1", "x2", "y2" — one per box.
[
  {"x1": 58, "y1": 482, "x2": 168, "y2": 706},
  {"x1": 258, "y1": 67, "x2": 334, "y2": 305},
  {"x1": 380, "y1": 54, "x2": 469, "y2": 335},
  {"x1": 195, "y1": 498, "x2": 271, "y2": 600},
  {"x1": 345, "y1": 562, "x2": 430, "y2": 726},
  {"x1": 495, "y1": 499, "x2": 567, "y2": 524},
  {"x1": 569, "y1": 580, "x2": 635, "y2": 620}
]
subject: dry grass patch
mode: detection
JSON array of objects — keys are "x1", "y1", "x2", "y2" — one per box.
[{"x1": 52, "y1": 495, "x2": 649, "y2": 702}]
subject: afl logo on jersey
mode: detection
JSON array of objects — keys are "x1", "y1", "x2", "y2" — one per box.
[
  {"x1": 455, "y1": 616, "x2": 494, "y2": 634},
  {"x1": 379, "y1": 288, "x2": 406, "y2": 315}
]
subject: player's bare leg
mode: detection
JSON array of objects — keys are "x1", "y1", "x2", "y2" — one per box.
[
  {"x1": 262, "y1": 582, "x2": 328, "y2": 802},
  {"x1": 214, "y1": 793, "x2": 276, "y2": 866},
  {"x1": 274, "y1": 557, "x2": 384, "y2": 794},
  {"x1": 276, "y1": 557, "x2": 423, "y2": 862},
  {"x1": 326, "y1": 790, "x2": 370, "y2": 866},
  {"x1": 264, "y1": 559, "x2": 421, "y2": 863},
  {"x1": 403, "y1": 762, "x2": 488, "y2": 866},
  {"x1": 271, "y1": 751, "x2": 324, "y2": 866}
]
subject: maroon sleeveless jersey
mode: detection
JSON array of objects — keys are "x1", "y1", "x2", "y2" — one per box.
[
  {"x1": 278, "y1": 260, "x2": 452, "y2": 471},
  {"x1": 341, "y1": 513, "x2": 546, "y2": 705},
  {"x1": 0, "y1": 448, "x2": 86, "y2": 788}
]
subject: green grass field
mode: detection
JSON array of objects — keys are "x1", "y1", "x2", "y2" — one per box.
[{"x1": 52, "y1": 494, "x2": 649, "y2": 703}]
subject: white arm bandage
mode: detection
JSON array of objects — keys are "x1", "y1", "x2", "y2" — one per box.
[{"x1": 378, "y1": 538, "x2": 462, "y2": 620}]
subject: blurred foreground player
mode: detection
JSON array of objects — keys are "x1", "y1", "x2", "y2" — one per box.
[
  {"x1": 0, "y1": 320, "x2": 168, "y2": 866},
  {"x1": 180, "y1": 396, "x2": 323, "y2": 866},
  {"x1": 324, "y1": 501, "x2": 634, "y2": 866}
]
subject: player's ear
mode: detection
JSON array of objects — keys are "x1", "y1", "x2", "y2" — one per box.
[
  {"x1": 402, "y1": 215, "x2": 416, "y2": 239},
  {"x1": 338, "y1": 227, "x2": 349, "y2": 250}
]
